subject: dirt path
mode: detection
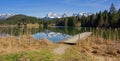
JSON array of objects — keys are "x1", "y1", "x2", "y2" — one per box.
[
  {"x1": 53, "y1": 32, "x2": 92, "y2": 55},
  {"x1": 53, "y1": 44, "x2": 70, "y2": 55}
]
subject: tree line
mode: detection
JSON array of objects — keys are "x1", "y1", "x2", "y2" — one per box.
[{"x1": 46, "y1": 3, "x2": 120, "y2": 28}]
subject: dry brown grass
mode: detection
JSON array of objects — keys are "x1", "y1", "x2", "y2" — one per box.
[
  {"x1": 0, "y1": 36, "x2": 53, "y2": 55},
  {"x1": 76, "y1": 35, "x2": 120, "y2": 61},
  {"x1": 27, "y1": 23, "x2": 39, "y2": 28}
]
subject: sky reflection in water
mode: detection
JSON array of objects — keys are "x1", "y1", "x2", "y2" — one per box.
[{"x1": 32, "y1": 31, "x2": 71, "y2": 42}]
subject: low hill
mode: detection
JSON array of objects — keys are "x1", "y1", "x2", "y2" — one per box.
[{"x1": 0, "y1": 14, "x2": 42, "y2": 25}]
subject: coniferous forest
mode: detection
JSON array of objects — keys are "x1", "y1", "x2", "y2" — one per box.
[{"x1": 48, "y1": 3, "x2": 120, "y2": 28}]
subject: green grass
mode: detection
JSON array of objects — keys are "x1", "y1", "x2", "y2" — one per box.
[{"x1": 0, "y1": 50, "x2": 54, "y2": 61}]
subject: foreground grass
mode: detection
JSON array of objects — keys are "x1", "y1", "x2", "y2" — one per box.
[
  {"x1": 0, "y1": 50, "x2": 54, "y2": 61},
  {"x1": 77, "y1": 36, "x2": 120, "y2": 61},
  {"x1": 61, "y1": 46, "x2": 97, "y2": 61},
  {"x1": 0, "y1": 46, "x2": 97, "y2": 61},
  {"x1": 0, "y1": 35, "x2": 120, "y2": 61},
  {"x1": 0, "y1": 35, "x2": 97, "y2": 61},
  {"x1": 0, "y1": 35, "x2": 53, "y2": 54}
]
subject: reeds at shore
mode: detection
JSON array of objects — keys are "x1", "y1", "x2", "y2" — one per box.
[{"x1": 0, "y1": 35, "x2": 53, "y2": 54}]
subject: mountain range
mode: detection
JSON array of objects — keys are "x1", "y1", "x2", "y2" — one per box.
[
  {"x1": 0, "y1": 12, "x2": 92, "y2": 20},
  {"x1": 44, "y1": 12, "x2": 92, "y2": 20}
]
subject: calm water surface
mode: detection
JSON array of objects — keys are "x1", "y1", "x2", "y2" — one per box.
[{"x1": 0, "y1": 27, "x2": 120, "y2": 42}]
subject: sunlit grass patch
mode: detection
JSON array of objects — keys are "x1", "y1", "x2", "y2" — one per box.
[{"x1": 0, "y1": 50, "x2": 54, "y2": 61}]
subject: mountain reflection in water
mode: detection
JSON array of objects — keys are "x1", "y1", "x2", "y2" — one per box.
[{"x1": 32, "y1": 31, "x2": 71, "y2": 42}]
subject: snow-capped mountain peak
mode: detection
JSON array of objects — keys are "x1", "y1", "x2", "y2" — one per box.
[
  {"x1": 46, "y1": 12, "x2": 61, "y2": 18},
  {"x1": 44, "y1": 12, "x2": 92, "y2": 20},
  {"x1": 0, "y1": 14, "x2": 16, "y2": 20},
  {"x1": 62, "y1": 13, "x2": 73, "y2": 17}
]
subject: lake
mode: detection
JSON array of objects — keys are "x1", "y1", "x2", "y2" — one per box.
[{"x1": 0, "y1": 27, "x2": 120, "y2": 42}]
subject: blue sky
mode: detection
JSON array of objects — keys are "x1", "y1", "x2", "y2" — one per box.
[{"x1": 0, "y1": 0, "x2": 120, "y2": 17}]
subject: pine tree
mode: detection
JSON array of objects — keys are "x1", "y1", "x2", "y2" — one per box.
[
  {"x1": 103, "y1": 10, "x2": 109, "y2": 27},
  {"x1": 118, "y1": 9, "x2": 120, "y2": 26},
  {"x1": 110, "y1": 3, "x2": 116, "y2": 14},
  {"x1": 81, "y1": 15, "x2": 87, "y2": 27},
  {"x1": 109, "y1": 3, "x2": 119, "y2": 27},
  {"x1": 98, "y1": 11, "x2": 104, "y2": 27},
  {"x1": 118, "y1": 9, "x2": 120, "y2": 16},
  {"x1": 64, "y1": 18, "x2": 68, "y2": 26}
]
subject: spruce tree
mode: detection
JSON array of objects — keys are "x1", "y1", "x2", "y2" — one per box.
[
  {"x1": 109, "y1": 3, "x2": 119, "y2": 27},
  {"x1": 110, "y1": 3, "x2": 116, "y2": 14},
  {"x1": 98, "y1": 11, "x2": 104, "y2": 27},
  {"x1": 64, "y1": 18, "x2": 68, "y2": 26}
]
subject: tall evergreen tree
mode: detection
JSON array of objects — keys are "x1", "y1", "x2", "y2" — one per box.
[
  {"x1": 110, "y1": 3, "x2": 116, "y2": 14},
  {"x1": 103, "y1": 10, "x2": 109, "y2": 27},
  {"x1": 64, "y1": 18, "x2": 68, "y2": 26},
  {"x1": 118, "y1": 9, "x2": 120, "y2": 26},
  {"x1": 109, "y1": 3, "x2": 119, "y2": 27},
  {"x1": 80, "y1": 15, "x2": 87, "y2": 27},
  {"x1": 98, "y1": 11, "x2": 104, "y2": 27},
  {"x1": 118, "y1": 9, "x2": 120, "y2": 15}
]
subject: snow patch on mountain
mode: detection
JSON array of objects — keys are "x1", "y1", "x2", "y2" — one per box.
[{"x1": 0, "y1": 14, "x2": 16, "y2": 20}]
